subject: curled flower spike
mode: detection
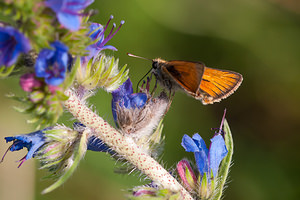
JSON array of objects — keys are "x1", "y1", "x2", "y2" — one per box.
[
  {"x1": 45, "y1": 0, "x2": 95, "y2": 31},
  {"x1": 35, "y1": 41, "x2": 72, "y2": 86},
  {"x1": 85, "y1": 15, "x2": 124, "y2": 61},
  {"x1": 1, "y1": 129, "x2": 47, "y2": 168},
  {"x1": 0, "y1": 26, "x2": 31, "y2": 67}
]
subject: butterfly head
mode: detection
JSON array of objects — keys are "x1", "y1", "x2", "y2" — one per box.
[{"x1": 152, "y1": 58, "x2": 166, "y2": 70}]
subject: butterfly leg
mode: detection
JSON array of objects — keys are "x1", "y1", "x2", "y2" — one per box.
[
  {"x1": 150, "y1": 78, "x2": 158, "y2": 96},
  {"x1": 164, "y1": 90, "x2": 175, "y2": 115}
]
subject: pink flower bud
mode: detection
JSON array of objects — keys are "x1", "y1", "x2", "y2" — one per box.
[
  {"x1": 48, "y1": 85, "x2": 61, "y2": 94},
  {"x1": 177, "y1": 159, "x2": 197, "y2": 192},
  {"x1": 20, "y1": 73, "x2": 42, "y2": 92}
]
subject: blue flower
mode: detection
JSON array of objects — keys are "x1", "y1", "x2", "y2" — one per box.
[
  {"x1": 72, "y1": 122, "x2": 113, "y2": 153},
  {"x1": 45, "y1": 0, "x2": 94, "y2": 31},
  {"x1": 181, "y1": 133, "x2": 228, "y2": 178},
  {"x1": 35, "y1": 41, "x2": 72, "y2": 86},
  {"x1": 111, "y1": 77, "x2": 169, "y2": 143},
  {"x1": 85, "y1": 16, "x2": 124, "y2": 60},
  {"x1": 111, "y1": 78, "x2": 147, "y2": 123},
  {"x1": 0, "y1": 26, "x2": 31, "y2": 67},
  {"x1": 1, "y1": 130, "x2": 47, "y2": 167},
  {"x1": 87, "y1": 136, "x2": 114, "y2": 154}
]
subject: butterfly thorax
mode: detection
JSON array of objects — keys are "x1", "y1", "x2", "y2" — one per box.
[{"x1": 152, "y1": 58, "x2": 183, "y2": 91}]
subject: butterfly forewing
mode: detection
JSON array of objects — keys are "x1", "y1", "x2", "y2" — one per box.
[{"x1": 163, "y1": 61, "x2": 204, "y2": 93}]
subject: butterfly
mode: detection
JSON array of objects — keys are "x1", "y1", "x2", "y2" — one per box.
[{"x1": 128, "y1": 54, "x2": 243, "y2": 105}]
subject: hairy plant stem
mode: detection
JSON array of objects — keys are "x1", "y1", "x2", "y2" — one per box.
[{"x1": 63, "y1": 89, "x2": 194, "y2": 200}]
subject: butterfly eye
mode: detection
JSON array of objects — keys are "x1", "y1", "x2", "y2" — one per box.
[{"x1": 152, "y1": 61, "x2": 158, "y2": 69}]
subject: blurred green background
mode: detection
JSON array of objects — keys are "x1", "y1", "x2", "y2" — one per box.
[{"x1": 1, "y1": 0, "x2": 300, "y2": 199}]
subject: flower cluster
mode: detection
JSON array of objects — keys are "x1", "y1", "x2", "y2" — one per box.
[
  {"x1": 129, "y1": 111, "x2": 233, "y2": 200},
  {"x1": 0, "y1": 0, "x2": 127, "y2": 128},
  {"x1": 1, "y1": 122, "x2": 117, "y2": 194}
]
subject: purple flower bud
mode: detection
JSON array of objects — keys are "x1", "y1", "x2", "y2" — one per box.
[{"x1": 133, "y1": 189, "x2": 156, "y2": 197}]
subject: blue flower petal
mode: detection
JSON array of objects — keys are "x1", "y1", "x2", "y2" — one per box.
[
  {"x1": 45, "y1": 0, "x2": 63, "y2": 12},
  {"x1": 100, "y1": 45, "x2": 118, "y2": 51},
  {"x1": 51, "y1": 41, "x2": 69, "y2": 52},
  {"x1": 0, "y1": 26, "x2": 31, "y2": 67},
  {"x1": 44, "y1": 74, "x2": 65, "y2": 86},
  {"x1": 4, "y1": 130, "x2": 46, "y2": 160},
  {"x1": 192, "y1": 133, "x2": 209, "y2": 156},
  {"x1": 34, "y1": 41, "x2": 70, "y2": 86},
  {"x1": 129, "y1": 93, "x2": 147, "y2": 109},
  {"x1": 181, "y1": 134, "x2": 199, "y2": 152},
  {"x1": 194, "y1": 151, "x2": 209, "y2": 177},
  {"x1": 192, "y1": 134, "x2": 209, "y2": 176},
  {"x1": 57, "y1": 12, "x2": 80, "y2": 31},
  {"x1": 112, "y1": 78, "x2": 133, "y2": 100},
  {"x1": 35, "y1": 49, "x2": 53, "y2": 77},
  {"x1": 111, "y1": 78, "x2": 149, "y2": 127},
  {"x1": 181, "y1": 133, "x2": 210, "y2": 176},
  {"x1": 88, "y1": 23, "x2": 103, "y2": 39},
  {"x1": 208, "y1": 134, "x2": 228, "y2": 177},
  {"x1": 87, "y1": 136, "x2": 114, "y2": 154},
  {"x1": 45, "y1": 0, "x2": 94, "y2": 31}
]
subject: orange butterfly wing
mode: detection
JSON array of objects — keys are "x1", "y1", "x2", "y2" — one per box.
[
  {"x1": 160, "y1": 60, "x2": 242, "y2": 104},
  {"x1": 197, "y1": 67, "x2": 243, "y2": 104},
  {"x1": 162, "y1": 61, "x2": 204, "y2": 94}
]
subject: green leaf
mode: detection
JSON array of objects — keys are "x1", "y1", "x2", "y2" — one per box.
[
  {"x1": 210, "y1": 119, "x2": 233, "y2": 200},
  {"x1": 63, "y1": 57, "x2": 81, "y2": 90}
]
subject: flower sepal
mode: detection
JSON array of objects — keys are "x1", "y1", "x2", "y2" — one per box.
[
  {"x1": 128, "y1": 186, "x2": 181, "y2": 200},
  {"x1": 0, "y1": 65, "x2": 15, "y2": 78},
  {"x1": 75, "y1": 54, "x2": 129, "y2": 98},
  {"x1": 38, "y1": 125, "x2": 88, "y2": 194},
  {"x1": 198, "y1": 172, "x2": 215, "y2": 199}
]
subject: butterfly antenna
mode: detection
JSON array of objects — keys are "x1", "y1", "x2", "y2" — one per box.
[
  {"x1": 127, "y1": 53, "x2": 152, "y2": 61},
  {"x1": 136, "y1": 67, "x2": 152, "y2": 92}
]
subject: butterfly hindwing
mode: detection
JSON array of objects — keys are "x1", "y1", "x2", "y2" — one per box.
[{"x1": 196, "y1": 67, "x2": 243, "y2": 104}]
